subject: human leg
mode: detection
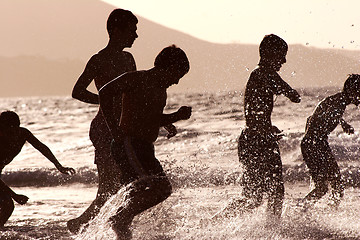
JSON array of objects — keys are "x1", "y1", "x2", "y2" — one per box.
[
  {"x1": 236, "y1": 130, "x2": 265, "y2": 211},
  {"x1": 327, "y1": 152, "x2": 344, "y2": 206},
  {"x1": 110, "y1": 139, "x2": 172, "y2": 238},
  {"x1": 67, "y1": 145, "x2": 126, "y2": 233},
  {"x1": 0, "y1": 194, "x2": 14, "y2": 227},
  {"x1": 265, "y1": 144, "x2": 284, "y2": 218},
  {"x1": 301, "y1": 137, "x2": 330, "y2": 203}
]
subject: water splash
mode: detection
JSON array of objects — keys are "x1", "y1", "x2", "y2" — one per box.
[{"x1": 75, "y1": 186, "x2": 131, "y2": 240}]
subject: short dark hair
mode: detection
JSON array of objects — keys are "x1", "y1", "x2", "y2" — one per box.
[
  {"x1": 343, "y1": 74, "x2": 360, "y2": 95},
  {"x1": 0, "y1": 111, "x2": 20, "y2": 127},
  {"x1": 154, "y1": 45, "x2": 190, "y2": 75},
  {"x1": 259, "y1": 34, "x2": 288, "y2": 58},
  {"x1": 107, "y1": 9, "x2": 138, "y2": 38}
]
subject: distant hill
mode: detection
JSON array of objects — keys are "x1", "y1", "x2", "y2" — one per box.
[
  {"x1": 0, "y1": 56, "x2": 84, "y2": 97},
  {"x1": 1, "y1": 0, "x2": 359, "y2": 97}
]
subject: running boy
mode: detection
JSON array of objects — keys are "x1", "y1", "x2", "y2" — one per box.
[
  {"x1": 301, "y1": 74, "x2": 360, "y2": 206},
  {"x1": 0, "y1": 111, "x2": 75, "y2": 226},
  {"x1": 69, "y1": 9, "x2": 176, "y2": 233},
  {"x1": 68, "y1": 9, "x2": 139, "y2": 233},
  {"x1": 214, "y1": 34, "x2": 301, "y2": 219},
  {"x1": 99, "y1": 45, "x2": 191, "y2": 239}
]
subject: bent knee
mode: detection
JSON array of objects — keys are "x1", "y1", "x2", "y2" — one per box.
[{"x1": 158, "y1": 177, "x2": 172, "y2": 201}]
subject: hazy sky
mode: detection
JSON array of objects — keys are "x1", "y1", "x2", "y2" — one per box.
[{"x1": 102, "y1": 0, "x2": 360, "y2": 50}]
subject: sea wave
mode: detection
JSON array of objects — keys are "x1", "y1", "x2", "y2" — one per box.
[
  {"x1": 2, "y1": 164, "x2": 360, "y2": 189},
  {"x1": 2, "y1": 167, "x2": 97, "y2": 187}
]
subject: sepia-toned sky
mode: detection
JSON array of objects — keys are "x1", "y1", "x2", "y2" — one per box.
[{"x1": 102, "y1": 0, "x2": 360, "y2": 50}]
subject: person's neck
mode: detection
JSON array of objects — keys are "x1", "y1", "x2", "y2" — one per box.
[
  {"x1": 340, "y1": 92, "x2": 352, "y2": 106},
  {"x1": 147, "y1": 67, "x2": 168, "y2": 88},
  {"x1": 258, "y1": 59, "x2": 276, "y2": 71},
  {"x1": 106, "y1": 40, "x2": 125, "y2": 53}
]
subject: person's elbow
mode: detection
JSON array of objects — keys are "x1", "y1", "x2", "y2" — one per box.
[{"x1": 71, "y1": 86, "x2": 82, "y2": 100}]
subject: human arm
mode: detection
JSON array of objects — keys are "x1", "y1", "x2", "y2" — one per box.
[
  {"x1": 160, "y1": 106, "x2": 192, "y2": 127},
  {"x1": 72, "y1": 56, "x2": 99, "y2": 104},
  {"x1": 271, "y1": 73, "x2": 301, "y2": 103},
  {"x1": 23, "y1": 129, "x2": 75, "y2": 175},
  {"x1": 162, "y1": 107, "x2": 191, "y2": 139},
  {"x1": 340, "y1": 118, "x2": 354, "y2": 134},
  {"x1": 0, "y1": 179, "x2": 28, "y2": 204},
  {"x1": 271, "y1": 125, "x2": 284, "y2": 140},
  {"x1": 163, "y1": 124, "x2": 177, "y2": 139}
]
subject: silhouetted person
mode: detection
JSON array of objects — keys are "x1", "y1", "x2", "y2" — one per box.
[
  {"x1": 68, "y1": 9, "x2": 138, "y2": 233},
  {"x1": 0, "y1": 179, "x2": 28, "y2": 228},
  {"x1": 301, "y1": 74, "x2": 360, "y2": 207},
  {"x1": 99, "y1": 45, "x2": 191, "y2": 239},
  {"x1": 0, "y1": 111, "x2": 75, "y2": 227},
  {"x1": 68, "y1": 9, "x2": 177, "y2": 233},
  {"x1": 213, "y1": 34, "x2": 301, "y2": 220}
]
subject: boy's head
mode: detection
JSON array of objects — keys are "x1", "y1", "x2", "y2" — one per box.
[
  {"x1": 154, "y1": 45, "x2": 190, "y2": 87},
  {"x1": 259, "y1": 34, "x2": 288, "y2": 71},
  {"x1": 343, "y1": 74, "x2": 360, "y2": 105},
  {"x1": 107, "y1": 9, "x2": 138, "y2": 46},
  {"x1": 0, "y1": 111, "x2": 20, "y2": 130}
]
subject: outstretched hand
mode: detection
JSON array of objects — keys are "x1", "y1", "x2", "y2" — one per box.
[
  {"x1": 13, "y1": 194, "x2": 29, "y2": 205},
  {"x1": 342, "y1": 122, "x2": 354, "y2": 135},
  {"x1": 58, "y1": 166, "x2": 76, "y2": 175},
  {"x1": 272, "y1": 125, "x2": 284, "y2": 140},
  {"x1": 177, "y1": 106, "x2": 192, "y2": 120},
  {"x1": 289, "y1": 90, "x2": 301, "y2": 103},
  {"x1": 164, "y1": 124, "x2": 177, "y2": 139}
]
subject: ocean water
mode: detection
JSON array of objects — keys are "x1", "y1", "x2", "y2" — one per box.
[{"x1": 0, "y1": 88, "x2": 360, "y2": 239}]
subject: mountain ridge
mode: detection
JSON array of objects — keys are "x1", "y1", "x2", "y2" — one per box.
[{"x1": 1, "y1": 0, "x2": 359, "y2": 97}]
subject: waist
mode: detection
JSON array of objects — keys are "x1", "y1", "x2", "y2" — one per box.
[
  {"x1": 304, "y1": 129, "x2": 329, "y2": 140},
  {"x1": 122, "y1": 128, "x2": 159, "y2": 143}
]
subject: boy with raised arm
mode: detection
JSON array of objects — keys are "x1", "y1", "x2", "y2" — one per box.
[
  {"x1": 99, "y1": 45, "x2": 191, "y2": 239},
  {"x1": 0, "y1": 111, "x2": 75, "y2": 226},
  {"x1": 301, "y1": 74, "x2": 360, "y2": 207},
  {"x1": 214, "y1": 34, "x2": 301, "y2": 220}
]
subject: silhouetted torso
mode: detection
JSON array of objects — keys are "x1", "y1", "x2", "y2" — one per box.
[
  {"x1": 119, "y1": 71, "x2": 167, "y2": 143},
  {"x1": 92, "y1": 49, "x2": 135, "y2": 118},
  {"x1": 0, "y1": 128, "x2": 27, "y2": 172},
  {"x1": 89, "y1": 49, "x2": 136, "y2": 149},
  {"x1": 305, "y1": 93, "x2": 347, "y2": 138},
  {"x1": 244, "y1": 66, "x2": 295, "y2": 132}
]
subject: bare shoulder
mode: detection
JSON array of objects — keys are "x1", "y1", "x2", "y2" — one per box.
[
  {"x1": 123, "y1": 51, "x2": 135, "y2": 59},
  {"x1": 87, "y1": 53, "x2": 102, "y2": 65},
  {"x1": 19, "y1": 127, "x2": 33, "y2": 139},
  {"x1": 120, "y1": 71, "x2": 148, "y2": 90},
  {"x1": 321, "y1": 93, "x2": 342, "y2": 107}
]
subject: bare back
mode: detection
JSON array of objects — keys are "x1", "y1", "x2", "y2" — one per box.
[
  {"x1": 305, "y1": 93, "x2": 347, "y2": 137},
  {"x1": 90, "y1": 50, "x2": 136, "y2": 124},
  {"x1": 120, "y1": 72, "x2": 167, "y2": 143},
  {"x1": 0, "y1": 128, "x2": 28, "y2": 171},
  {"x1": 92, "y1": 50, "x2": 136, "y2": 90},
  {"x1": 73, "y1": 49, "x2": 137, "y2": 151}
]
